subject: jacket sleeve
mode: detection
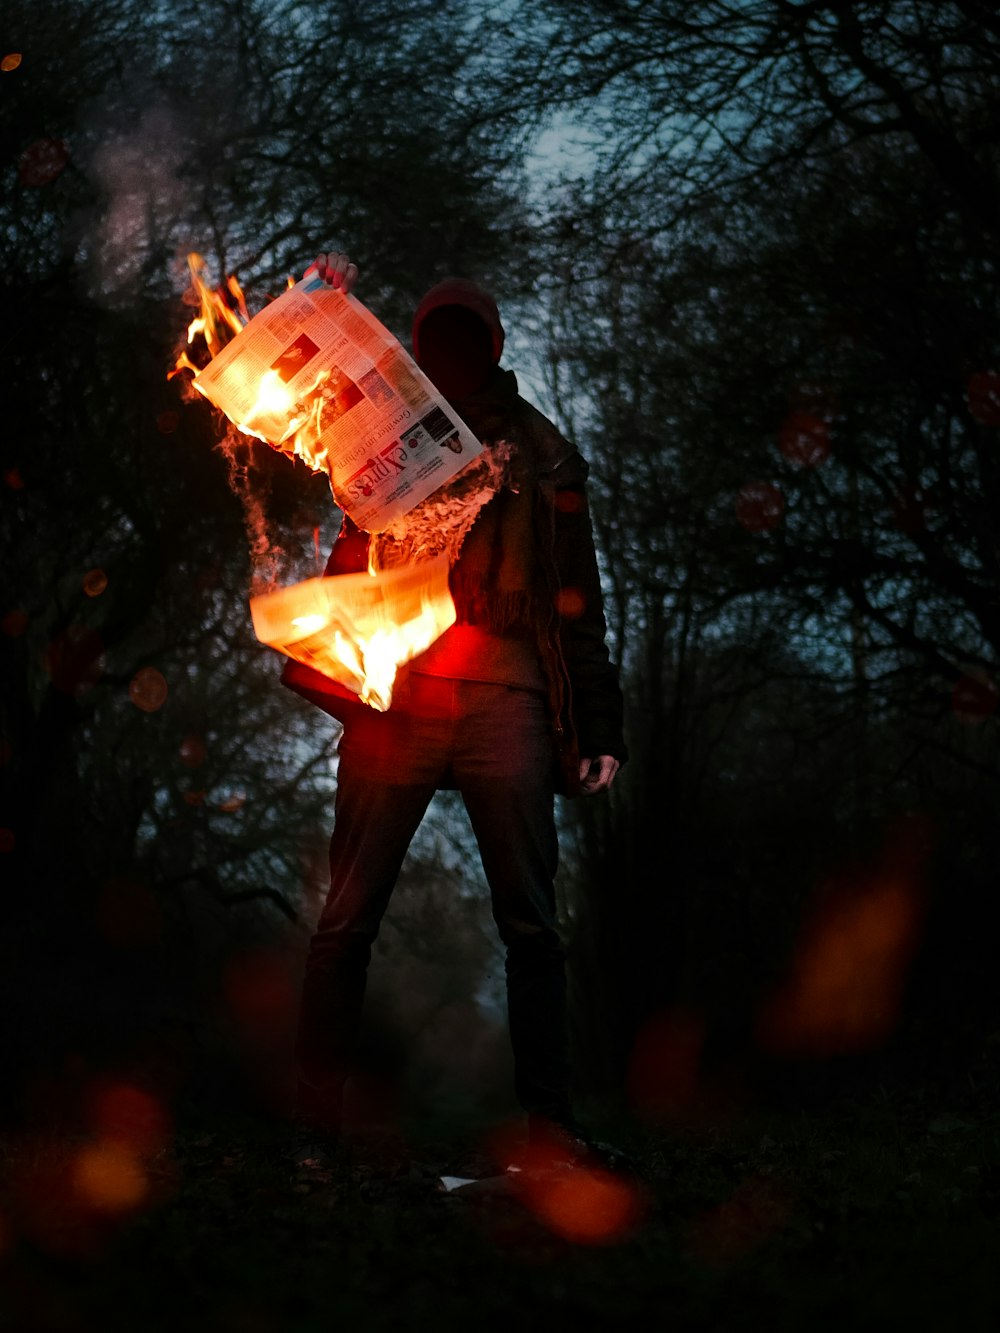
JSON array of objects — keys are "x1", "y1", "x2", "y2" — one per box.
[{"x1": 547, "y1": 450, "x2": 629, "y2": 765}]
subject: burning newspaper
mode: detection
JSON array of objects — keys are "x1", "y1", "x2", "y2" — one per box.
[
  {"x1": 190, "y1": 272, "x2": 483, "y2": 533},
  {"x1": 249, "y1": 554, "x2": 455, "y2": 713},
  {"x1": 180, "y1": 262, "x2": 488, "y2": 710}
]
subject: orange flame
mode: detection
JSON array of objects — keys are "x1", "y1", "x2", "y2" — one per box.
[
  {"x1": 170, "y1": 253, "x2": 327, "y2": 464},
  {"x1": 173, "y1": 252, "x2": 246, "y2": 365},
  {"x1": 252, "y1": 555, "x2": 455, "y2": 711}
]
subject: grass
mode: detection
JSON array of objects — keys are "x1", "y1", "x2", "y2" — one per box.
[{"x1": 2, "y1": 1079, "x2": 999, "y2": 1332}]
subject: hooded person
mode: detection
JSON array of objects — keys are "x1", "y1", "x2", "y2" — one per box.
[
  {"x1": 285, "y1": 275, "x2": 626, "y2": 796},
  {"x1": 290, "y1": 257, "x2": 629, "y2": 1169}
]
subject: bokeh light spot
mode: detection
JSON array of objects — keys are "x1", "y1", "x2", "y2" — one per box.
[
  {"x1": 952, "y1": 671, "x2": 998, "y2": 723},
  {"x1": 736, "y1": 481, "x2": 784, "y2": 532},
  {"x1": 43, "y1": 625, "x2": 105, "y2": 695},
  {"x1": 179, "y1": 733, "x2": 206, "y2": 767},
  {"x1": 555, "y1": 586, "x2": 586, "y2": 619},
  {"x1": 82, "y1": 567, "x2": 108, "y2": 597},
  {"x1": 538, "y1": 1168, "x2": 641, "y2": 1245},
  {"x1": 509, "y1": 1148, "x2": 646, "y2": 1246},
  {"x1": 0, "y1": 828, "x2": 15, "y2": 854},
  {"x1": 72, "y1": 1142, "x2": 148, "y2": 1213},
  {"x1": 18, "y1": 137, "x2": 70, "y2": 187},
  {"x1": 87, "y1": 1081, "x2": 171, "y2": 1155},
  {"x1": 129, "y1": 667, "x2": 168, "y2": 712},
  {"x1": 756, "y1": 870, "x2": 926, "y2": 1058},
  {"x1": 2, "y1": 609, "x2": 28, "y2": 637},
  {"x1": 778, "y1": 411, "x2": 831, "y2": 467},
  {"x1": 967, "y1": 370, "x2": 1000, "y2": 427},
  {"x1": 1, "y1": 53, "x2": 22, "y2": 72}
]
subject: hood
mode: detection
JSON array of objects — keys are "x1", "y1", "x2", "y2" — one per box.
[{"x1": 412, "y1": 277, "x2": 505, "y2": 367}]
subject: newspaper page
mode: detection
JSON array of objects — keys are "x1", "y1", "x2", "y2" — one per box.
[
  {"x1": 192, "y1": 274, "x2": 483, "y2": 533},
  {"x1": 249, "y1": 554, "x2": 455, "y2": 711}
]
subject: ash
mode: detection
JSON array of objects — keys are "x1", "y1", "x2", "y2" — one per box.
[{"x1": 373, "y1": 441, "x2": 513, "y2": 570}]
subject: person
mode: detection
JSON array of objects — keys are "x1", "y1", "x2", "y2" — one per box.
[{"x1": 287, "y1": 249, "x2": 629, "y2": 1166}]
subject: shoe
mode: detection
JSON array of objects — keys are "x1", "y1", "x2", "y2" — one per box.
[{"x1": 526, "y1": 1114, "x2": 639, "y2": 1175}]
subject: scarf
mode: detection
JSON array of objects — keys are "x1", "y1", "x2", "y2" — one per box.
[{"x1": 448, "y1": 368, "x2": 540, "y2": 633}]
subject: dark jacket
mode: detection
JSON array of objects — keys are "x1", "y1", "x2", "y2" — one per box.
[
  {"x1": 282, "y1": 384, "x2": 627, "y2": 796},
  {"x1": 282, "y1": 277, "x2": 626, "y2": 796}
]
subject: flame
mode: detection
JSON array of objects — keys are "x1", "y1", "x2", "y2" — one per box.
[
  {"x1": 252, "y1": 555, "x2": 455, "y2": 712},
  {"x1": 168, "y1": 253, "x2": 248, "y2": 384},
  {"x1": 172, "y1": 252, "x2": 458, "y2": 710},
  {"x1": 171, "y1": 252, "x2": 334, "y2": 473},
  {"x1": 339, "y1": 603, "x2": 449, "y2": 712}
]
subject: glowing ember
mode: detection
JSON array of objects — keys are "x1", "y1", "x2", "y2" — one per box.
[{"x1": 1, "y1": 53, "x2": 22, "y2": 72}]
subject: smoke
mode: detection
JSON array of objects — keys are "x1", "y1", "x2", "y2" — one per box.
[
  {"x1": 217, "y1": 425, "x2": 289, "y2": 597},
  {"x1": 80, "y1": 102, "x2": 192, "y2": 303}
]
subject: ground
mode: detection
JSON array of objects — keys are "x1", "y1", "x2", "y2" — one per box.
[{"x1": 2, "y1": 1081, "x2": 999, "y2": 1332}]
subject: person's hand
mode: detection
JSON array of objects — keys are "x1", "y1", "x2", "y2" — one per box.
[
  {"x1": 305, "y1": 251, "x2": 358, "y2": 293},
  {"x1": 578, "y1": 754, "x2": 620, "y2": 796}
]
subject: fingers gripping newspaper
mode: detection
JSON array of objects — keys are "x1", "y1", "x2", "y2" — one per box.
[{"x1": 191, "y1": 273, "x2": 491, "y2": 711}]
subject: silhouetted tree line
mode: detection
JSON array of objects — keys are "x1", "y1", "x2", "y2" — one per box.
[
  {"x1": 1, "y1": 0, "x2": 997, "y2": 1124},
  {"x1": 520, "y1": 0, "x2": 1000, "y2": 1107}
]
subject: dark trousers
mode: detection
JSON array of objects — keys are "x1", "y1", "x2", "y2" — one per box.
[{"x1": 295, "y1": 675, "x2": 570, "y2": 1122}]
